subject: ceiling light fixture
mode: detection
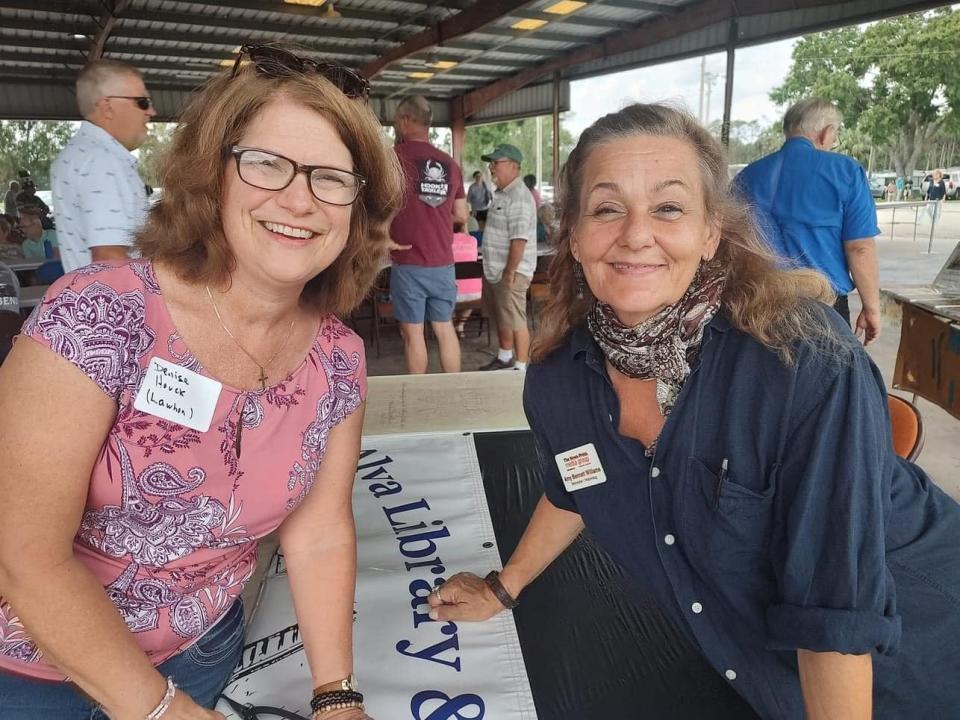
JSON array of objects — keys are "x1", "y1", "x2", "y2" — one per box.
[
  {"x1": 285, "y1": 0, "x2": 327, "y2": 6},
  {"x1": 544, "y1": 0, "x2": 586, "y2": 14},
  {"x1": 511, "y1": 18, "x2": 548, "y2": 31},
  {"x1": 409, "y1": 71, "x2": 434, "y2": 79},
  {"x1": 432, "y1": 60, "x2": 458, "y2": 69}
]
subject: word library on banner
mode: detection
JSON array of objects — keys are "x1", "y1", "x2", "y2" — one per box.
[{"x1": 218, "y1": 432, "x2": 537, "y2": 720}]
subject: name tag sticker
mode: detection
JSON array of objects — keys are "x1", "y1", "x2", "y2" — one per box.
[
  {"x1": 556, "y1": 443, "x2": 607, "y2": 492},
  {"x1": 134, "y1": 357, "x2": 221, "y2": 432}
]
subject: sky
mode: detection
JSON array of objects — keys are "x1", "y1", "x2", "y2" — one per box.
[{"x1": 564, "y1": 37, "x2": 798, "y2": 137}]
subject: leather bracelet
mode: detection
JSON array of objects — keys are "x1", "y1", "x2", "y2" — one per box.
[
  {"x1": 484, "y1": 570, "x2": 519, "y2": 609},
  {"x1": 144, "y1": 677, "x2": 176, "y2": 720}
]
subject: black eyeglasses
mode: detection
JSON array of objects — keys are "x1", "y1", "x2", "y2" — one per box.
[
  {"x1": 231, "y1": 44, "x2": 370, "y2": 99},
  {"x1": 230, "y1": 146, "x2": 366, "y2": 206},
  {"x1": 105, "y1": 96, "x2": 153, "y2": 111}
]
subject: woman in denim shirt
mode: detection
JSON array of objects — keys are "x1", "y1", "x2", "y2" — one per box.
[{"x1": 429, "y1": 104, "x2": 960, "y2": 719}]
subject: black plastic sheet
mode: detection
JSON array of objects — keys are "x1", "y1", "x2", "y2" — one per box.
[{"x1": 474, "y1": 430, "x2": 759, "y2": 720}]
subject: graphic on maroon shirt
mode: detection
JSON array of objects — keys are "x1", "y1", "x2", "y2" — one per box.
[{"x1": 418, "y1": 159, "x2": 451, "y2": 208}]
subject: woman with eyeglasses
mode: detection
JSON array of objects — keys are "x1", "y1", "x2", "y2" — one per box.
[{"x1": 0, "y1": 45, "x2": 402, "y2": 720}]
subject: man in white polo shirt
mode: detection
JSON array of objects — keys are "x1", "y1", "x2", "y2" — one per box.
[{"x1": 51, "y1": 59, "x2": 156, "y2": 272}]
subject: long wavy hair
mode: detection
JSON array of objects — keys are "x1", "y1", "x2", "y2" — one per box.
[
  {"x1": 137, "y1": 62, "x2": 404, "y2": 316},
  {"x1": 532, "y1": 103, "x2": 839, "y2": 364}
]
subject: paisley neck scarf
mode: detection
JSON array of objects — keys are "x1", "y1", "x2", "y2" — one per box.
[{"x1": 587, "y1": 261, "x2": 726, "y2": 452}]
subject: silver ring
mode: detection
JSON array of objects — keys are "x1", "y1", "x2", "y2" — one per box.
[{"x1": 435, "y1": 586, "x2": 446, "y2": 604}]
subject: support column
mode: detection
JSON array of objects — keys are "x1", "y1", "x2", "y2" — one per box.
[
  {"x1": 552, "y1": 72, "x2": 561, "y2": 188},
  {"x1": 720, "y1": 18, "x2": 737, "y2": 148},
  {"x1": 451, "y1": 96, "x2": 465, "y2": 166}
]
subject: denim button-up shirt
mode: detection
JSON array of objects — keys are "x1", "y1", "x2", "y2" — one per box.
[{"x1": 523, "y1": 310, "x2": 960, "y2": 718}]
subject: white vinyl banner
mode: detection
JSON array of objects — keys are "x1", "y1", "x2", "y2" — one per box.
[{"x1": 218, "y1": 432, "x2": 537, "y2": 720}]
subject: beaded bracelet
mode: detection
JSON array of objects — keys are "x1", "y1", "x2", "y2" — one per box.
[
  {"x1": 144, "y1": 677, "x2": 176, "y2": 720},
  {"x1": 310, "y1": 689, "x2": 364, "y2": 715}
]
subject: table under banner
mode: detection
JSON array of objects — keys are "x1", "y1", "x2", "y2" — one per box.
[{"x1": 216, "y1": 381, "x2": 755, "y2": 719}]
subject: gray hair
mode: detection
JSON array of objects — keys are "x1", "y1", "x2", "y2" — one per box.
[
  {"x1": 395, "y1": 94, "x2": 432, "y2": 128},
  {"x1": 782, "y1": 97, "x2": 842, "y2": 137},
  {"x1": 8, "y1": 181, "x2": 18, "y2": 191},
  {"x1": 76, "y1": 59, "x2": 143, "y2": 117}
]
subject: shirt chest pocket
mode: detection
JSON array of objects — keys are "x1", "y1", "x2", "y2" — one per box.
[{"x1": 680, "y1": 456, "x2": 776, "y2": 580}]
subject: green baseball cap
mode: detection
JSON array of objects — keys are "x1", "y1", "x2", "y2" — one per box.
[{"x1": 481, "y1": 143, "x2": 523, "y2": 164}]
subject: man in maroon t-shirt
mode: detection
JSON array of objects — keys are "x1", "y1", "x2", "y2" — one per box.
[{"x1": 389, "y1": 95, "x2": 468, "y2": 374}]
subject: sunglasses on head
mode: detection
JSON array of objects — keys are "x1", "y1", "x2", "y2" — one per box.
[
  {"x1": 232, "y1": 44, "x2": 370, "y2": 99},
  {"x1": 106, "y1": 95, "x2": 153, "y2": 111}
]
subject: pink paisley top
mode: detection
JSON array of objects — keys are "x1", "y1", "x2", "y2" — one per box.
[{"x1": 0, "y1": 260, "x2": 367, "y2": 680}]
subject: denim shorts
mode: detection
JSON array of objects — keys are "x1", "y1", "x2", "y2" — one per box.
[
  {"x1": 390, "y1": 263, "x2": 457, "y2": 323},
  {"x1": 0, "y1": 599, "x2": 245, "y2": 719}
]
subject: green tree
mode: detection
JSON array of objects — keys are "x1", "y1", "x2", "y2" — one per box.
[
  {"x1": 462, "y1": 115, "x2": 576, "y2": 190},
  {"x1": 136, "y1": 123, "x2": 177, "y2": 188},
  {"x1": 770, "y1": 9, "x2": 960, "y2": 179},
  {"x1": 0, "y1": 120, "x2": 76, "y2": 189}
]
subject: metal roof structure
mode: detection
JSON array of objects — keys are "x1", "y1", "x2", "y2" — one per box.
[{"x1": 0, "y1": 0, "x2": 951, "y2": 125}]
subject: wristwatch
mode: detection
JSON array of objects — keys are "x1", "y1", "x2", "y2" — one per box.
[{"x1": 314, "y1": 673, "x2": 359, "y2": 694}]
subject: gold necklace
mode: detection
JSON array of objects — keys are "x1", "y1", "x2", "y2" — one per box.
[{"x1": 205, "y1": 285, "x2": 297, "y2": 392}]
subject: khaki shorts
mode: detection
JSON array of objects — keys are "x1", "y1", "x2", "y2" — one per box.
[{"x1": 483, "y1": 272, "x2": 531, "y2": 331}]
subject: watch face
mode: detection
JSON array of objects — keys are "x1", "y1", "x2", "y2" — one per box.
[{"x1": 344, "y1": 673, "x2": 359, "y2": 691}]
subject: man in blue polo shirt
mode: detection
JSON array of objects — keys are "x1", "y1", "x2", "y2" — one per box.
[{"x1": 735, "y1": 97, "x2": 881, "y2": 344}]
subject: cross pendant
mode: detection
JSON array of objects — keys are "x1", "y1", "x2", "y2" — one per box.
[{"x1": 258, "y1": 367, "x2": 268, "y2": 393}]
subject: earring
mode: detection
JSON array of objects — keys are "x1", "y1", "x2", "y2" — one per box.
[{"x1": 573, "y1": 262, "x2": 585, "y2": 300}]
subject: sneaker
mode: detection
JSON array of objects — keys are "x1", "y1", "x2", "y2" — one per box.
[{"x1": 478, "y1": 357, "x2": 515, "y2": 371}]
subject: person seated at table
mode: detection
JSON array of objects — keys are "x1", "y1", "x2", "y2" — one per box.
[
  {"x1": 17, "y1": 206, "x2": 58, "y2": 261},
  {"x1": 429, "y1": 103, "x2": 960, "y2": 719},
  {"x1": 0, "y1": 216, "x2": 25, "y2": 263},
  {"x1": 0, "y1": 43, "x2": 402, "y2": 720}
]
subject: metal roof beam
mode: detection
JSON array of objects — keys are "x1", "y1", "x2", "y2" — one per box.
[
  {"x1": 0, "y1": 15, "x2": 95, "y2": 36},
  {"x1": 90, "y1": 0, "x2": 130, "y2": 61},
  {"x1": 442, "y1": 40, "x2": 564, "y2": 58},
  {"x1": 0, "y1": 0, "x2": 98, "y2": 13},
  {"x1": 177, "y1": 0, "x2": 445, "y2": 30},
  {"x1": 119, "y1": 8, "x2": 383, "y2": 44},
  {"x1": 598, "y1": 0, "x2": 683, "y2": 13},
  {"x1": 360, "y1": 0, "x2": 538, "y2": 79},
  {"x1": 461, "y1": 0, "x2": 735, "y2": 117},
  {"x1": 107, "y1": 26, "x2": 376, "y2": 59}
]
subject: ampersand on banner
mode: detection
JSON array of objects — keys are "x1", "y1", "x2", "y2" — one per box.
[{"x1": 410, "y1": 690, "x2": 485, "y2": 720}]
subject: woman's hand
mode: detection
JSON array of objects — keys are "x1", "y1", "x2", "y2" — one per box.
[
  {"x1": 312, "y1": 708, "x2": 372, "y2": 720},
  {"x1": 148, "y1": 689, "x2": 226, "y2": 720},
  {"x1": 427, "y1": 572, "x2": 508, "y2": 622}
]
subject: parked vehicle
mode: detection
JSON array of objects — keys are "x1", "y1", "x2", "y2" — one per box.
[{"x1": 869, "y1": 178, "x2": 886, "y2": 200}]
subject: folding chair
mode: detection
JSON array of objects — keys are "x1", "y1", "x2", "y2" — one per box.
[{"x1": 888, "y1": 393, "x2": 924, "y2": 462}]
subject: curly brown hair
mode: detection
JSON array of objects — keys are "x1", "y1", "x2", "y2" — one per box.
[
  {"x1": 137, "y1": 63, "x2": 404, "y2": 316},
  {"x1": 532, "y1": 103, "x2": 838, "y2": 364}
]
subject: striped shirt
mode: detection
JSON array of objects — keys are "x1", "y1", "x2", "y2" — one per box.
[{"x1": 481, "y1": 175, "x2": 537, "y2": 283}]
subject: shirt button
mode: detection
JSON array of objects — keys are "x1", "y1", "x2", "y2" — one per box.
[
  {"x1": 650, "y1": 466, "x2": 661, "y2": 478},
  {"x1": 663, "y1": 534, "x2": 676, "y2": 546},
  {"x1": 691, "y1": 602, "x2": 703, "y2": 614},
  {"x1": 725, "y1": 669, "x2": 737, "y2": 681}
]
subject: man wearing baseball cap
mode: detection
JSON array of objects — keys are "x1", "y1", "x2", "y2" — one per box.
[{"x1": 478, "y1": 143, "x2": 538, "y2": 371}]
